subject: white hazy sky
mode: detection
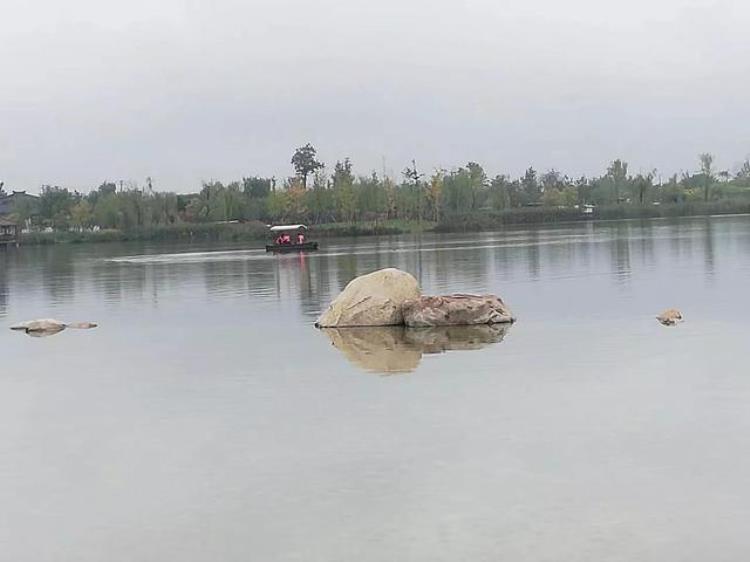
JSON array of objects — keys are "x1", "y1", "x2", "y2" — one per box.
[{"x1": 1, "y1": 0, "x2": 749, "y2": 192}]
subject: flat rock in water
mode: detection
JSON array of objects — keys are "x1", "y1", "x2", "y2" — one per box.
[
  {"x1": 10, "y1": 318, "x2": 66, "y2": 332},
  {"x1": 402, "y1": 294, "x2": 515, "y2": 327},
  {"x1": 656, "y1": 308, "x2": 683, "y2": 326},
  {"x1": 315, "y1": 268, "x2": 421, "y2": 327}
]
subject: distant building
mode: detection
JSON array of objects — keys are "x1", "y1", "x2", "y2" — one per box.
[
  {"x1": 0, "y1": 190, "x2": 39, "y2": 218},
  {"x1": 0, "y1": 217, "x2": 19, "y2": 247}
]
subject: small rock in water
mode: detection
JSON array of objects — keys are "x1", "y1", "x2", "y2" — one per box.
[
  {"x1": 656, "y1": 308, "x2": 683, "y2": 326},
  {"x1": 9, "y1": 318, "x2": 98, "y2": 336}
]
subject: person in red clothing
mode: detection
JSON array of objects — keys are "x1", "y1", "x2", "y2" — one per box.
[
  {"x1": 281, "y1": 233, "x2": 291, "y2": 244},
  {"x1": 297, "y1": 232, "x2": 305, "y2": 244}
]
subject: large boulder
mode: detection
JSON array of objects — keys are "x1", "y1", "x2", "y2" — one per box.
[
  {"x1": 402, "y1": 294, "x2": 515, "y2": 327},
  {"x1": 315, "y1": 268, "x2": 421, "y2": 327}
]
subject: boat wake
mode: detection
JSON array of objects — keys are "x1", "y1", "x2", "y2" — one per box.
[{"x1": 105, "y1": 249, "x2": 270, "y2": 264}]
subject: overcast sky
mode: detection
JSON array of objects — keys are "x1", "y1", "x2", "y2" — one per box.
[{"x1": 1, "y1": 0, "x2": 749, "y2": 192}]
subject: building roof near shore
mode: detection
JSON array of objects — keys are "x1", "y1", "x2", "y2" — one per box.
[
  {"x1": 0, "y1": 190, "x2": 38, "y2": 216},
  {"x1": 270, "y1": 224, "x2": 308, "y2": 232},
  {"x1": 0, "y1": 217, "x2": 18, "y2": 226}
]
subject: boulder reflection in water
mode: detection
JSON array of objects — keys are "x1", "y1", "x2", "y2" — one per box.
[{"x1": 321, "y1": 324, "x2": 510, "y2": 374}]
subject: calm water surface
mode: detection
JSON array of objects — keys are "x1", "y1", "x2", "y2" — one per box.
[{"x1": 1, "y1": 216, "x2": 750, "y2": 561}]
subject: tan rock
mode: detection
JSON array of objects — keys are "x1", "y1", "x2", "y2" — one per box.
[
  {"x1": 402, "y1": 294, "x2": 515, "y2": 327},
  {"x1": 315, "y1": 268, "x2": 420, "y2": 327},
  {"x1": 656, "y1": 308, "x2": 683, "y2": 326}
]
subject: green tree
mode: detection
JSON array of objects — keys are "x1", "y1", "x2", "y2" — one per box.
[
  {"x1": 333, "y1": 159, "x2": 356, "y2": 222},
  {"x1": 307, "y1": 170, "x2": 335, "y2": 223},
  {"x1": 699, "y1": 153, "x2": 715, "y2": 202},
  {"x1": 520, "y1": 167, "x2": 539, "y2": 204},
  {"x1": 631, "y1": 171, "x2": 655, "y2": 205},
  {"x1": 266, "y1": 190, "x2": 289, "y2": 221},
  {"x1": 541, "y1": 187, "x2": 577, "y2": 207},
  {"x1": 243, "y1": 176, "x2": 272, "y2": 199},
  {"x1": 184, "y1": 196, "x2": 208, "y2": 223},
  {"x1": 489, "y1": 175, "x2": 515, "y2": 210},
  {"x1": 38, "y1": 186, "x2": 78, "y2": 229},
  {"x1": 574, "y1": 176, "x2": 591, "y2": 204},
  {"x1": 291, "y1": 143, "x2": 324, "y2": 189},
  {"x1": 442, "y1": 167, "x2": 474, "y2": 214},
  {"x1": 540, "y1": 169, "x2": 564, "y2": 193},
  {"x1": 70, "y1": 200, "x2": 93, "y2": 230},
  {"x1": 659, "y1": 174, "x2": 683, "y2": 203},
  {"x1": 427, "y1": 171, "x2": 444, "y2": 220},
  {"x1": 466, "y1": 162, "x2": 487, "y2": 210},
  {"x1": 11, "y1": 196, "x2": 39, "y2": 227},
  {"x1": 357, "y1": 173, "x2": 388, "y2": 221},
  {"x1": 403, "y1": 160, "x2": 427, "y2": 221},
  {"x1": 606, "y1": 159, "x2": 629, "y2": 203}
]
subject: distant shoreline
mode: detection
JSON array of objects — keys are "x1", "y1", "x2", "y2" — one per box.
[{"x1": 10, "y1": 202, "x2": 750, "y2": 247}]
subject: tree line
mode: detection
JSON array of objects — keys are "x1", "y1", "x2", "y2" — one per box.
[{"x1": 4, "y1": 145, "x2": 750, "y2": 231}]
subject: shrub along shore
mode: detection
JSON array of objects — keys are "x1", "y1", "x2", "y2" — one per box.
[{"x1": 16, "y1": 202, "x2": 750, "y2": 246}]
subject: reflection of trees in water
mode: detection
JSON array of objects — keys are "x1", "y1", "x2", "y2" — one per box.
[
  {"x1": 431, "y1": 233, "x2": 457, "y2": 288},
  {"x1": 335, "y1": 251, "x2": 359, "y2": 294},
  {"x1": 268, "y1": 252, "x2": 334, "y2": 319},
  {"x1": 413, "y1": 233, "x2": 490, "y2": 292},
  {"x1": 702, "y1": 217, "x2": 715, "y2": 279},
  {"x1": 544, "y1": 227, "x2": 578, "y2": 273},
  {"x1": 455, "y1": 235, "x2": 490, "y2": 290},
  {"x1": 296, "y1": 253, "x2": 313, "y2": 304},
  {"x1": 321, "y1": 323, "x2": 511, "y2": 374},
  {"x1": 370, "y1": 236, "x2": 390, "y2": 273},
  {"x1": 300, "y1": 253, "x2": 333, "y2": 317},
  {"x1": 0, "y1": 253, "x2": 8, "y2": 317},
  {"x1": 667, "y1": 218, "x2": 694, "y2": 260},
  {"x1": 6, "y1": 219, "x2": 737, "y2": 324},
  {"x1": 572, "y1": 222, "x2": 595, "y2": 272},
  {"x1": 91, "y1": 261, "x2": 147, "y2": 304},
  {"x1": 526, "y1": 229, "x2": 541, "y2": 280},
  {"x1": 610, "y1": 221, "x2": 631, "y2": 284},
  {"x1": 635, "y1": 219, "x2": 656, "y2": 269},
  {"x1": 490, "y1": 240, "x2": 512, "y2": 284},
  {"x1": 40, "y1": 246, "x2": 77, "y2": 305},
  {"x1": 202, "y1": 258, "x2": 254, "y2": 297}
]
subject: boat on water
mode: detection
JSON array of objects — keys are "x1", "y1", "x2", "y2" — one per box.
[{"x1": 265, "y1": 224, "x2": 319, "y2": 253}]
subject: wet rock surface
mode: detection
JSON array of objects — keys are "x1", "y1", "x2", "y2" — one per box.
[{"x1": 402, "y1": 294, "x2": 515, "y2": 327}]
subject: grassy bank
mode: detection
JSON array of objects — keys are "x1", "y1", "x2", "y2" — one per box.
[
  {"x1": 16, "y1": 203, "x2": 750, "y2": 245},
  {"x1": 18, "y1": 219, "x2": 430, "y2": 246},
  {"x1": 313, "y1": 220, "x2": 433, "y2": 237},
  {"x1": 434, "y1": 201, "x2": 750, "y2": 232}
]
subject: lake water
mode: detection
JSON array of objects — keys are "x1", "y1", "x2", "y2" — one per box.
[{"x1": 2, "y1": 216, "x2": 750, "y2": 561}]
